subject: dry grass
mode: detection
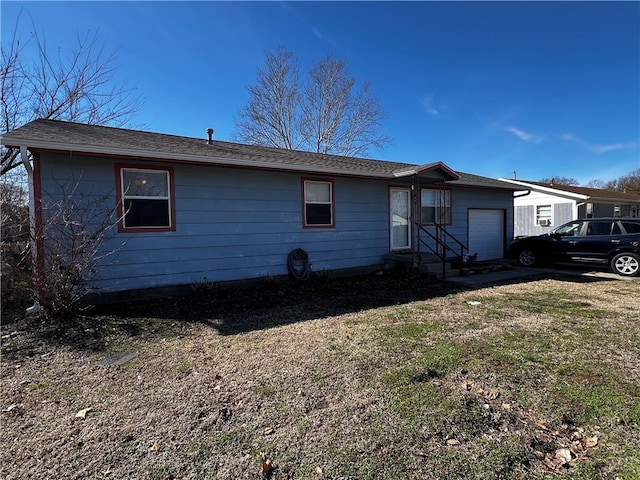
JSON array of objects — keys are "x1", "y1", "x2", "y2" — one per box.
[{"x1": 1, "y1": 270, "x2": 639, "y2": 479}]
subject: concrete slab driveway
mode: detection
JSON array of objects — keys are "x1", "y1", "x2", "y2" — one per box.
[{"x1": 446, "y1": 262, "x2": 639, "y2": 286}]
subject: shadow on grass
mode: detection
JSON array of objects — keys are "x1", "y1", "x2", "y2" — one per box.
[
  {"x1": 99, "y1": 269, "x2": 461, "y2": 336},
  {"x1": 2, "y1": 267, "x2": 622, "y2": 359}
]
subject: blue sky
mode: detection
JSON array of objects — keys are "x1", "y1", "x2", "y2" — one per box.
[{"x1": 2, "y1": 1, "x2": 639, "y2": 184}]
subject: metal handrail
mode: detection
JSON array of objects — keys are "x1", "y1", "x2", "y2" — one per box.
[{"x1": 415, "y1": 222, "x2": 468, "y2": 277}]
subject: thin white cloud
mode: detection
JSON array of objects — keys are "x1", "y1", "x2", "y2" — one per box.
[
  {"x1": 591, "y1": 142, "x2": 639, "y2": 154},
  {"x1": 420, "y1": 94, "x2": 440, "y2": 117},
  {"x1": 560, "y1": 133, "x2": 639, "y2": 154},
  {"x1": 504, "y1": 126, "x2": 542, "y2": 144},
  {"x1": 560, "y1": 133, "x2": 576, "y2": 142}
]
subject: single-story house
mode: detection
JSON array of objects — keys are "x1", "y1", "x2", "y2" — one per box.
[
  {"x1": 498, "y1": 177, "x2": 640, "y2": 237},
  {"x1": 2, "y1": 119, "x2": 518, "y2": 300}
]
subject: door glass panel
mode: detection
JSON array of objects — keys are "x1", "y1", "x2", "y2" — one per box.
[{"x1": 391, "y1": 189, "x2": 410, "y2": 249}]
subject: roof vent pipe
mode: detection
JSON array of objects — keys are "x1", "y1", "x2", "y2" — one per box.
[{"x1": 206, "y1": 128, "x2": 214, "y2": 144}]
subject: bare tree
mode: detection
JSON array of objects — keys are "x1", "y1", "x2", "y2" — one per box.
[
  {"x1": 608, "y1": 168, "x2": 640, "y2": 195},
  {"x1": 235, "y1": 46, "x2": 391, "y2": 157},
  {"x1": 584, "y1": 179, "x2": 607, "y2": 189},
  {"x1": 583, "y1": 169, "x2": 640, "y2": 194},
  {"x1": 539, "y1": 176, "x2": 580, "y2": 186},
  {"x1": 1, "y1": 15, "x2": 142, "y2": 175},
  {"x1": 235, "y1": 46, "x2": 300, "y2": 150},
  {"x1": 1, "y1": 171, "x2": 31, "y2": 302}
]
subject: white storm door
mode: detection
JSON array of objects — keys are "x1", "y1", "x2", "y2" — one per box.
[{"x1": 390, "y1": 188, "x2": 411, "y2": 250}]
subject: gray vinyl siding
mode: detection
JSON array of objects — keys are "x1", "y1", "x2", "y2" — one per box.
[
  {"x1": 38, "y1": 153, "x2": 390, "y2": 293},
  {"x1": 579, "y1": 202, "x2": 632, "y2": 218},
  {"x1": 514, "y1": 205, "x2": 535, "y2": 237},
  {"x1": 554, "y1": 202, "x2": 573, "y2": 226},
  {"x1": 514, "y1": 202, "x2": 573, "y2": 237}
]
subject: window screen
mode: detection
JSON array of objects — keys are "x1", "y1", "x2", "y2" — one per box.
[
  {"x1": 304, "y1": 180, "x2": 334, "y2": 226},
  {"x1": 119, "y1": 167, "x2": 173, "y2": 230}
]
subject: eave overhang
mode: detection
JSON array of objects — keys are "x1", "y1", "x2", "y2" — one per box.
[
  {"x1": 497, "y1": 178, "x2": 589, "y2": 200},
  {"x1": 2, "y1": 138, "x2": 406, "y2": 180},
  {"x1": 392, "y1": 161, "x2": 459, "y2": 181}
]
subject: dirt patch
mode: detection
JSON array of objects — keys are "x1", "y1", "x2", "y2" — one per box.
[{"x1": 1, "y1": 271, "x2": 639, "y2": 479}]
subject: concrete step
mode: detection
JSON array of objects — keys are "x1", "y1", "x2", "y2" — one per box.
[{"x1": 384, "y1": 252, "x2": 462, "y2": 279}]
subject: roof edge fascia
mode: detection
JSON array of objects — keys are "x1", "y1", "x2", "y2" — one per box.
[
  {"x1": 587, "y1": 196, "x2": 640, "y2": 205},
  {"x1": 497, "y1": 178, "x2": 588, "y2": 200},
  {"x1": 393, "y1": 161, "x2": 459, "y2": 180},
  {"x1": 8, "y1": 139, "x2": 403, "y2": 179}
]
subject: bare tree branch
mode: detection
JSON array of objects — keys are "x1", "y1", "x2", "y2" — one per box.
[
  {"x1": 538, "y1": 176, "x2": 580, "y2": 186},
  {"x1": 1, "y1": 14, "x2": 143, "y2": 175},
  {"x1": 36, "y1": 177, "x2": 126, "y2": 316},
  {"x1": 234, "y1": 46, "x2": 300, "y2": 150},
  {"x1": 235, "y1": 47, "x2": 391, "y2": 157}
]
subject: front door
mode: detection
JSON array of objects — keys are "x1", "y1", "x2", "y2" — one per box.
[{"x1": 390, "y1": 188, "x2": 411, "y2": 251}]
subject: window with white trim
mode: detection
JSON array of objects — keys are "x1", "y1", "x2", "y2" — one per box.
[
  {"x1": 535, "y1": 205, "x2": 552, "y2": 226},
  {"x1": 117, "y1": 166, "x2": 174, "y2": 231},
  {"x1": 303, "y1": 179, "x2": 334, "y2": 227},
  {"x1": 420, "y1": 188, "x2": 451, "y2": 225}
]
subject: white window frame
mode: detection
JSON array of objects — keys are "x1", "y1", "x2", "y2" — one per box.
[
  {"x1": 302, "y1": 179, "x2": 334, "y2": 228},
  {"x1": 420, "y1": 188, "x2": 452, "y2": 225},
  {"x1": 535, "y1": 204, "x2": 552, "y2": 227},
  {"x1": 118, "y1": 165, "x2": 174, "y2": 231}
]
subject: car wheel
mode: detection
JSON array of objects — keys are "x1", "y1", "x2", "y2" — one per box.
[
  {"x1": 518, "y1": 249, "x2": 537, "y2": 267},
  {"x1": 611, "y1": 253, "x2": 640, "y2": 277}
]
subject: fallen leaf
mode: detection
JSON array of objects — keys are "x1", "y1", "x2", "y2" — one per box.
[
  {"x1": 150, "y1": 442, "x2": 161, "y2": 451},
  {"x1": 262, "y1": 459, "x2": 273, "y2": 476},
  {"x1": 543, "y1": 454, "x2": 560, "y2": 472},
  {"x1": 75, "y1": 407, "x2": 92, "y2": 419},
  {"x1": 555, "y1": 448, "x2": 572, "y2": 464},
  {"x1": 446, "y1": 439, "x2": 460, "y2": 446},
  {"x1": 584, "y1": 436, "x2": 599, "y2": 448},
  {"x1": 570, "y1": 430, "x2": 583, "y2": 441},
  {"x1": 487, "y1": 388, "x2": 500, "y2": 400}
]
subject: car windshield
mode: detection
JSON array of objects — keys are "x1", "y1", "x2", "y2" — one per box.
[{"x1": 553, "y1": 221, "x2": 582, "y2": 236}]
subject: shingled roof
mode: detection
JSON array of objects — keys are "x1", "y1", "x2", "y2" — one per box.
[
  {"x1": 2, "y1": 119, "x2": 514, "y2": 190},
  {"x1": 526, "y1": 180, "x2": 640, "y2": 201}
]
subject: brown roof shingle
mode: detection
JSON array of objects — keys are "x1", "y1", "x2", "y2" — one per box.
[
  {"x1": 523, "y1": 180, "x2": 640, "y2": 201},
  {"x1": 2, "y1": 119, "x2": 517, "y2": 190}
]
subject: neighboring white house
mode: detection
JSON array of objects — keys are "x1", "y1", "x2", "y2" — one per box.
[{"x1": 498, "y1": 178, "x2": 640, "y2": 238}]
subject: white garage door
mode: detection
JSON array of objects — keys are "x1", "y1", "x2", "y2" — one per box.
[{"x1": 468, "y1": 209, "x2": 505, "y2": 261}]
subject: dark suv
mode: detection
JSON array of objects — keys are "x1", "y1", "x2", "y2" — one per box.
[{"x1": 507, "y1": 218, "x2": 640, "y2": 277}]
